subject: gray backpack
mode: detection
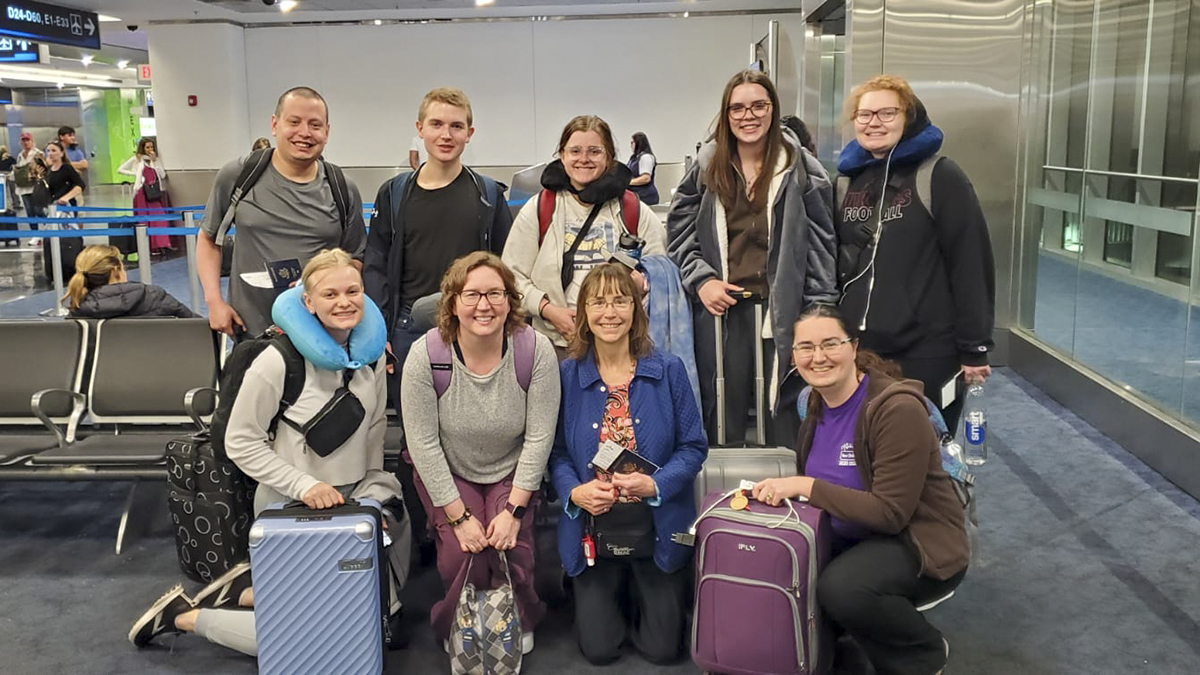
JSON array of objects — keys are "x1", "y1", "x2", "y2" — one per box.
[{"x1": 449, "y1": 552, "x2": 523, "y2": 675}]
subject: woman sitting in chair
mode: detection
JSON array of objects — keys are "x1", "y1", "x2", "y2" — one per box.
[
  {"x1": 753, "y1": 304, "x2": 968, "y2": 675},
  {"x1": 64, "y1": 244, "x2": 194, "y2": 318}
]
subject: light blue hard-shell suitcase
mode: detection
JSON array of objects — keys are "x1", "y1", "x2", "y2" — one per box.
[{"x1": 249, "y1": 498, "x2": 386, "y2": 675}]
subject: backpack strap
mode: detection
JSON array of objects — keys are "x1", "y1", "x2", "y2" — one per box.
[
  {"x1": 537, "y1": 188, "x2": 555, "y2": 246},
  {"x1": 427, "y1": 326, "x2": 537, "y2": 399},
  {"x1": 322, "y1": 160, "x2": 352, "y2": 230},
  {"x1": 619, "y1": 190, "x2": 639, "y2": 235},
  {"x1": 424, "y1": 327, "x2": 454, "y2": 399},
  {"x1": 512, "y1": 326, "x2": 535, "y2": 392},
  {"x1": 914, "y1": 154, "x2": 942, "y2": 219},
  {"x1": 215, "y1": 148, "x2": 273, "y2": 245},
  {"x1": 269, "y1": 332, "x2": 307, "y2": 433}
]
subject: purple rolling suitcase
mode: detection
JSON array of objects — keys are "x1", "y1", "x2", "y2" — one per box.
[
  {"x1": 691, "y1": 490, "x2": 832, "y2": 675},
  {"x1": 248, "y1": 498, "x2": 387, "y2": 675}
]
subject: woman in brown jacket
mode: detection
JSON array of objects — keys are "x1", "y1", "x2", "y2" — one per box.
[{"x1": 753, "y1": 304, "x2": 968, "y2": 675}]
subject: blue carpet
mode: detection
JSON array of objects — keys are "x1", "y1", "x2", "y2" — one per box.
[{"x1": 1, "y1": 370, "x2": 1199, "y2": 673}]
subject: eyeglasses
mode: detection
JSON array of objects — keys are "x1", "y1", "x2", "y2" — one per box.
[
  {"x1": 727, "y1": 100, "x2": 772, "y2": 120},
  {"x1": 792, "y1": 337, "x2": 854, "y2": 358},
  {"x1": 563, "y1": 146, "x2": 606, "y2": 160},
  {"x1": 459, "y1": 290, "x2": 508, "y2": 306},
  {"x1": 584, "y1": 296, "x2": 634, "y2": 311},
  {"x1": 854, "y1": 107, "x2": 901, "y2": 124}
]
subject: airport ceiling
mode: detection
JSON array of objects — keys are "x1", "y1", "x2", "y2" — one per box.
[{"x1": 0, "y1": 1, "x2": 796, "y2": 90}]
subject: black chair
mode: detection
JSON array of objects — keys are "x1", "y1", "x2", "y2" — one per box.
[
  {"x1": 29, "y1": 317, "x2": 219, "y2": 552},
  {"x1": 0, "y1": 319, "x2": 88, "y2": 464}
]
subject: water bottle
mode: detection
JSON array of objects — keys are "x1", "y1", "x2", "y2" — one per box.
[
  {"x1": 962, "y1": 383, "x2": 987, "y2": 465},
  {"x1": 610, "y1": 232, "x2": 645, "y2": 270}
]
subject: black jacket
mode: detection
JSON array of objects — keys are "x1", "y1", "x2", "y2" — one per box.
[
  {"x1": 836, "y1": 104, "x2": 994, "y2": 366},
  {"x1": 69, "y1": 282, "x2": 195, "y2": 319},
  {"x1": 363, "y1": 166, "x2": 512, "y2": 332}
]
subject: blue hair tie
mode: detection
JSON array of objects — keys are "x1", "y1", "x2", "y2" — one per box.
[{"x1": 271, "y1": 285, "x2": 387, "y2": 371}]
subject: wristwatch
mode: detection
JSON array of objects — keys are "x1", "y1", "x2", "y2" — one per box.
[{"x1": 505, "y1": 502, "x2": 527, "y2": 519}]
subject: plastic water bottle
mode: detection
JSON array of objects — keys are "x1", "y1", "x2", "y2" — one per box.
[{"x1": 963, "y1": 383, "x2": 987, "y2": 465}]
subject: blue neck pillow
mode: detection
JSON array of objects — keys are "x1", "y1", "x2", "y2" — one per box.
[{"x1": 271, "y1": 285, "x2": 387, "y2": 371}]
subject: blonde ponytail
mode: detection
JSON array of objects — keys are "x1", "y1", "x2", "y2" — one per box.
[{"x1": 62, "y1": 245, "x2": 123, "y2": 309}]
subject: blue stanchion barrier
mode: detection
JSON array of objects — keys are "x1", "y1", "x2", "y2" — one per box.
[
  {"x1": 53, "y1": 205, "x2": 206, "y2": 213},
  {"x1": 0, "y1": 228, "x2": 139, "y2": 238},
  {"x1": 0, "y1": 214, "x2": 185, "y2": 225}
]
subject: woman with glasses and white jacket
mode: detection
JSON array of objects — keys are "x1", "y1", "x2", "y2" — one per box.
[{"x1": 502, "y1": 115, "x2": 666, "y2": 355}]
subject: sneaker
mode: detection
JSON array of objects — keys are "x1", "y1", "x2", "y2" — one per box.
[
  {"x1": 935, "y1": 636, "x2": 950, "y2": 674},
  {"x1": 521, "y1": 631, "x2": 534, "y2": 655},
  {"x1": 28, "y1": 237, "x2": 41, "y2": 246},
  {"x1": 191, "y1": 562, "x2": 252, "y2": 609},
  {"x1": 128, "y1": 584, "x2": 193, "y2": 647}
]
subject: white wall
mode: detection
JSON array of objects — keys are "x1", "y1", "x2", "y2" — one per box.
[
  {"x1": 147, "y1": 23, "x2": 251, "y2": 171},
  {"x1": 150, "y1": 14, "x2": 805, "y2": 170}
]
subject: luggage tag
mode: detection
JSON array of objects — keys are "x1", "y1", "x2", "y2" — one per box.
[{"x1": 730, "y1": 491, "x2": 749, "y2": 511}]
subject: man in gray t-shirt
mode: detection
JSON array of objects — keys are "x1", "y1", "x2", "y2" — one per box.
[{"x1": 197, "y1": 86, "x2": 366, "y2": 337}]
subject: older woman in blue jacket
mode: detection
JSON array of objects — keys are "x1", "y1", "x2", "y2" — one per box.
[{"x1": 550, "y1": 262, "x2": 707, "y2": 666}]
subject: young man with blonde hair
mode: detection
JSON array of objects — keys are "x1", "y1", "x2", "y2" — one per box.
[{"x1": 364, "y1": 87, "x2": 513, "y2": 549}]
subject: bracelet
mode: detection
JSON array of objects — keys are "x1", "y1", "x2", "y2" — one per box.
[
  {"x1": 538, "y1": 297, "x2": 550, "y2": 319},
  {"x1": 446, "y1": 507, "x2": 472, "y2": 528}
]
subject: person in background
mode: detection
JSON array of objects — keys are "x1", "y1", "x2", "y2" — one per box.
[
  {"x1": 503, "y1": 115, "x2": 666, "y2": 355},
  {"x1": 118, "y1": 138, "x2": 173, "y2": 256},
  {"x1": 0, "y1": 145, "x2": 15, "y2": 219},
  {"x1": 401, "y1": 251, "x2": 559, "y2": 654},
  {"x1": 550, "y1": 263, "x2": 706, "y2": 666},
  {"x1": 781, "y1": 115, "x2": 817, "y2": 155},
  {"x1": 667, "y1": 69, "x2": 838, "y2": 446},
  {"x1": 753, "y1": 304, "x2": 967, "y2": 675},
  {"x1": 835, "y1": 74, "x2": 994, "y2": 429},
  {"x1": 63, "y1": 244, "x2": 194, "y2": 318},
  {"x1": 13, "y1": 132, "x2": 43, "y2": 229},
  {"x1": 58, "y1": 126, "x2": 88, "y2": 194},
  {"x1": 128, "y1": 248, "x2": 407, "y2": 657},
  {"x1": 627, "y1": 132, "x2": 658, "y2": 205},
  {"x1": 39, "y1": 141, "x2": 85, "y2": 209},
  {"x1": 251, "y1": 137, "x2": 272, "y2": 152}
]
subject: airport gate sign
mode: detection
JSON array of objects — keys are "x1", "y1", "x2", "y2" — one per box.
[{"x1": 1, "y1": 1, "x2": 99, "y2": 50}]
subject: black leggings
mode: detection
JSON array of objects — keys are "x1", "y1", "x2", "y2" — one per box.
[
  {"x1": 571, "y1": 557, "x2": 688, "y2": 665},
  {"x1": 817, "y1": 536, "x2": 966, "y2": 675}
]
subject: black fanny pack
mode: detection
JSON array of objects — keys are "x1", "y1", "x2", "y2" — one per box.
[
  {"x1": 282, "y1": 370, "x2": 365, "y2": 457},
  {"x1": 590, "y1": 501, "x2": 655, "y2": 559}
]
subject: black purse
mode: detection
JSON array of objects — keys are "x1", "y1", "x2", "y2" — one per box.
[
  {"x1": 589, "y1": 501, "x2": 655, "y2": 559},
  {"x1": 281, "y1": 370, "x2": 365, "y2": 457},
  {"x1": 142, "y1": 176, "x2": 163, "y2": 202}
]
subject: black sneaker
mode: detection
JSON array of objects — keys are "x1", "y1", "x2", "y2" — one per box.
[
  {"x1": 128, "y1": 584, "x2": 192, "y2": 647},
  {"x1": 191, "y1": 561, "x2": 252, "y2": 610}
]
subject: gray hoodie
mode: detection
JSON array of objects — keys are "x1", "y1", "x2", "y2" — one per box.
[{"x1": 666, "y1": 131, "x2": 838, "y2": 410}]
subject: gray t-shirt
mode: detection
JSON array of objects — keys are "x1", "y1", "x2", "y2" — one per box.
[{"x1": 202, "y1": 157, "x2": 366, "y2": 335}]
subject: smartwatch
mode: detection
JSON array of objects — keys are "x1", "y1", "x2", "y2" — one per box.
[{"x1": 506, "y1": 502, "x2": 527, "y2": 519}]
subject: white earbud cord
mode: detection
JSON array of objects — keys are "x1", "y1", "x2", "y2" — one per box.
[{"x1": 839, "y1": 144, "x2": 897, "y2": 332}]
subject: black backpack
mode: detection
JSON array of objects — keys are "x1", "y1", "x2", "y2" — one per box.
[{"x1": 166, "y1": 328, "x2": 307, "y2": 582}]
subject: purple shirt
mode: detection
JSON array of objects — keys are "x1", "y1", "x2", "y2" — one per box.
[{"x1": 804, "y1": 375, "x2": 871, "y2": 543}]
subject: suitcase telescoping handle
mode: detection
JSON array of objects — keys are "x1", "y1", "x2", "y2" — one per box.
[
  {"x1": 280, "y1": 497, "x2": 362, "y2": 510},
  {"x1": 712, "y1": 301, "x2": 768, "y2": 447}
]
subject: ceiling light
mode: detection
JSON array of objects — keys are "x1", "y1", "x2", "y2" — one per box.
[
  {"x1": 279, "y1": 0, "x2": 298, "y2": 11},
  {"x1": 97, "y1": 14, "x2": 121, "y2": 22},
  {"x1": 118, "y1": 60, "x2": 129, "y2": 69},
  {"x1": 476, "y1": 0, "x2": 496, "y2": 6},
  {"x1": 56, "y1": 82, "x2": 64, "y2": 88},
  {"x1": 684, "y1": 11, "x2": 689, "y2": 18},
  {"x1": 374, "y1": 19, "x2": 382, "y2": 25},
  {"x1": 80, "y1": 55, "x2": 93, "y2": 66}
]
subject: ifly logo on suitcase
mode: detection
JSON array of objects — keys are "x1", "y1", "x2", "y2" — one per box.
[
  {"x1": 337, "y1": 557, "x2": 374, "y2": 572},
  {"x1": 737, "y1": 543, "x2": 757, "y2": 553}
]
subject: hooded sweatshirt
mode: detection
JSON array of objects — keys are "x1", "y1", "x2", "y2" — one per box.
[
  {"x1": 69, "y1": 282, "x2": 195, "y2": 319},
  {"x1": 836, "y1": 100, "x2": 994, "y2": 366}
]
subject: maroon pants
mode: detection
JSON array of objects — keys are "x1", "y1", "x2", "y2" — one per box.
[{"x1": 411, "y1": 468, "x2": 545, "y2": 640}]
